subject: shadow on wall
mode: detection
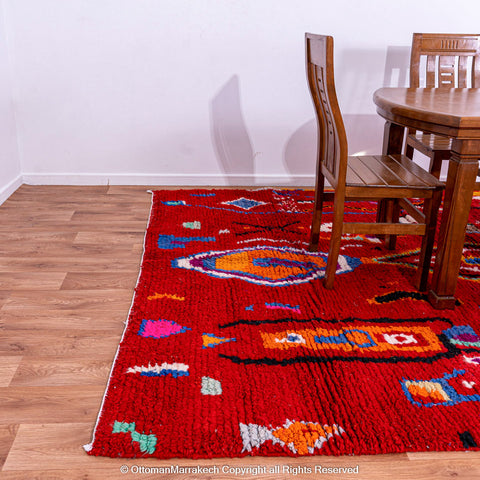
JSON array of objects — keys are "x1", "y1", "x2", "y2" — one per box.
[
  {"x1": 283, "y1": 119, "x2": 317, "y2": 179},
  {"x1": 283, "y1": 46, "x2": 411, "y2": 179},
  {"x1": 210, "y1": 75, "x2": 255, "y2": 185},
  {"x1": 383, "y1": 46, "x2": 410, "y2": 88}
]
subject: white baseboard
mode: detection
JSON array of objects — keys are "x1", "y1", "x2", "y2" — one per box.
[
  {"x1": 0, "y1": 175, "x2": 23, "y2": 205},
  {"x1": 21, "y1": 173, "x2": 316, "y2": 187}
]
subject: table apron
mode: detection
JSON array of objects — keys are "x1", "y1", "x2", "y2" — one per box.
[{"x1": 375, "y1": 107, "x2": 480, "y2": 140}]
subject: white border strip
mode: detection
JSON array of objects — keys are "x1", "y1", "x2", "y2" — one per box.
[
  {"x1": 83, "y1": 189, "x2": 156, "y2": 452},
  {"x1": 22, "y1": 172, "x2": 316, "y2": 187},
  {"x1": 0, "y1": 174, "x2": 22, "y2": 205}
]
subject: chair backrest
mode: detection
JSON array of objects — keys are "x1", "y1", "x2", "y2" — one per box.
[
  {"x1": 410, "y1": 33, "x2": 480, "y2": 88},
  {"x1": 305, "y1": 33, "x2": 348, "y2": 189}
]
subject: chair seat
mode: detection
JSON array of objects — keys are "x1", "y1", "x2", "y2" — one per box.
[{"x1": 344, "y1": 154, "x2": 444, "y2": 197}]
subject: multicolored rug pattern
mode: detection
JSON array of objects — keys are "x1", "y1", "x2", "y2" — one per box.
[{"x1": 86, "y1": 189, "x2": 480, "y2": 458}]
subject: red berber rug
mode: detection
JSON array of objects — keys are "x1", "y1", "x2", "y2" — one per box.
[{"x1": 85, "y1": 188, "x2": 480, "y2": 458}]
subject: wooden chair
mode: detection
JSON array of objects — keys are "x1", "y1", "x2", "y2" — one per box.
[
  {"x1": 405, "y1": 33, "x2": 480, "y2": 183},
  {"x1": 306, "y1": 33, "x2": 445, "y2": 291}
]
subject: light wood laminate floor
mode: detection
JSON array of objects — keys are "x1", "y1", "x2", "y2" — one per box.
[{"x1": 0, "y1": 185, "x2": 479, "y2": 480}]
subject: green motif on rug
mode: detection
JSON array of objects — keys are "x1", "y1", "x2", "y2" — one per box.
[{"x1": 112, "y1": 421, "x2": 157, "y2": 454}]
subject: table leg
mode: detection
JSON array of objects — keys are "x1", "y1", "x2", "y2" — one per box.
[
  {"x1": 428, "y1": 139, "x2": 480, "y2": 309},
  {"x1": 382, "y1": 121, "x2": 404, "y2": 155}
]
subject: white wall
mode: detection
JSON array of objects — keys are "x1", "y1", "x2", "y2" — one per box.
[
  {"x1": 0, "y1": 0, "x2": 21, "y2": 203},
  {"x1": 2, "y1": 0, "x2": 480, "y2": 187}
]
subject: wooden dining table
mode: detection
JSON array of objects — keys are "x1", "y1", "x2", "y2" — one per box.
[{"x1": 373, "y1": 87, "x2": 480, "y2": 309}]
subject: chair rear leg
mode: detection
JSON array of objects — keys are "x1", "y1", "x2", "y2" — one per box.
[
  {"x1": 324, "y1": 194, "x2": 344, "y2": 289},
  {"x1": 405, "y1": 143, "x2": 414, "y2": 160},
  {"x1": 376, "y1": 199, "x2": 386, "y2": 224},
  {"x1": 429, "y1": 153, "x2": 443, "y2": 179},
  {"x1": 415, "y1": 190, "x2": 442, "y2": 291},
  {"x1": 309, "y1": 173, "x2": 325, "y2": 251},
  {"x1": 385, "y1": 199, "x2": 400, "y2": 250}
]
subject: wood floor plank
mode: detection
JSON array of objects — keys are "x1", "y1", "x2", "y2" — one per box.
[
  {"x1": 0, "y1": 273, "x2": 66, "y2": 290},
  {"x1": 61, "y1": 272, "x2": 138, "y2": 290},
  {"x1": 2, "y1": 184, "x2": 109, "y2": 202},
  {"x1": 0, "y1": 357, "x2": 23, "y2": 387},
  {"x1": 9, "y1": 355, "x2": 112, "y2": 387},
  {"x1": 0, "y1": 257, "x2": 141, "y2": 272},
  {"x1": 407, "y1": 450, "x2": 479, "y2": 460},
  {"x1": 0, "y1": 330, "x2": 121, "y2": 357},
  {"x1": 0, "y1": 386, "x2": 106, "y2": 424},
  {"x1": 0, "y1": 424, "x2": 19, "y2": 469},
  {"x1": 132, "y1": 243, "x2": 144, "y2": 255},
  {"x1": 0, "y1": 220, "x2": 149, "y2": 233},
  {"x1": 358, "y1": 460, "x2": 480, "y2": 479},
  {"x1": 0, "y1": 210, "x2": 75, "y2": 223},
  {"x1": 3, "y1": 423, "x2": 112, "y2": 471},
  {"x1": 0, "y1": 291, "x2": 10, "y2": 309},
  {"x1": 0, "y1": 201, "x2": 78, "y2": 212},
  {"x1": 9, "y1": 185, "x2": 109, "y2": 199},
  {"x1": 107, "y1": 185, "x2": 158, "y2": 194},
  {"x1": 4, "y1": 195, "x2": 136, "y2": 207},
  {"x1": 2, "y1": 290, "x2": 134, "y2": 311},
  {"x1": 70, "y1": 212, "x2": 149, "y2": 224},
  {"x1": 7, "y1": 467, "x2": 461, "y2": 480},
  {"x1": 0, "y1": 243, "x2": 136, "y2": 257},
  {"x1": 1, "y1": 311, "x2": 127, "y2": 332},
  {"x1": 10, "y1": 357, "x2": 112, "y2": 387},
  {"x1": 73, "y1": 231, "x2": 145, "y2": 245},
  {"x1": 0, "y1": 232, "x2": 76, "y2": 243}
]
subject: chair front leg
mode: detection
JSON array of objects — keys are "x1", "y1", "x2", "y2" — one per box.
[{"x1": 415, "y1": 190, "x2": 442, "y2": 292}]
